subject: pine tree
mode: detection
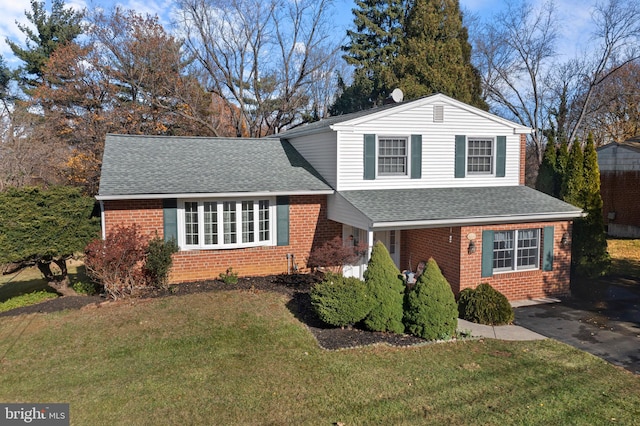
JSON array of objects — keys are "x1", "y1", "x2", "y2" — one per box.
[
  {"x1": 535, "y1": 134, "x2": 557, "y2": 195},
  {"x1": 393, "y1": 0, "x2": 486, "y2": 109},
  {"x1": 572, "y1": 132, "x2": 610, "y2": 277},
  {"x1": 332, "y1": 0, "x2": 406, "y2": 114},
  {"x1": 6, "y1": 0, "x2": 84, "y2": 93},
  {"x1": 363, "y1": 241, "x2": 405, "y2": 333},
  {"x1": 562, "y1": 138, "x2": 585, "y2": 207},
  {"x1": 555, "y1": 137, "x2": 570, "y2": 198},
  {"x1": 403, "y1": 258, "x2": 458, "y2": 340}
]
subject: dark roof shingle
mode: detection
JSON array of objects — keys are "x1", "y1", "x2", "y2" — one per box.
[{"x1": 98, "y1": 134, "x2": 332, "y2": 197}]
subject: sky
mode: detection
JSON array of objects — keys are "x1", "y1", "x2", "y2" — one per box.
[{"x1": 0, "y1": 0, "x2": 598, "y2": 69}]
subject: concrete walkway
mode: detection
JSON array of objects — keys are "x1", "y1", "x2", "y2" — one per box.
[
  {"x1": 457, "y1": 318, "x2": 547, "y2": 341},
  {"x1": 456, "y1": 298, "x2": 557, "y2": 341}
]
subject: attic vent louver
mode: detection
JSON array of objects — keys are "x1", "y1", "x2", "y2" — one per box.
[{"x1": 433, "y1": 105, "x2": 444, "y2": 122}]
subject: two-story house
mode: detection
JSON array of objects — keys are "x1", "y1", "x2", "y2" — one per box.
[{"x1": 97, "y1": 94, "x2": 582, "y2": 301}]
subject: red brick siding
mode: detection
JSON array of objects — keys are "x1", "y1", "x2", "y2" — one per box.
[
  {"x1": 102, "y1": 195, "x2": 341, "y2": 283},
  {"x1": 601, "y1": 171, "x2": 640, "y2": 228},
  {"x1": 401, "y1": 221, "x2": 572, "y2": 301},
  {"x1": 401, "y1": 227, "x2": 462, "y2": 293}
]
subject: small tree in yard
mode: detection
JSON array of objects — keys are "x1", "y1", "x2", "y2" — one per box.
[
  {"x1": 362, "y1": 241, "x2": 405, "y2": 334},
  {"x1": 403, "y1": 258, "x2": 458, "y2": 340},
  {"x1": 0, "y1": 186, "x2": 99, "y2": 296},
  {"x1": 307, "y1": 236, "x2": 367, "y2": 274}
]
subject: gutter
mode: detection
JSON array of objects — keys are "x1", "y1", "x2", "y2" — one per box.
[{"x1": 96, "y1": 189, "x2": 335, "y2": 201}]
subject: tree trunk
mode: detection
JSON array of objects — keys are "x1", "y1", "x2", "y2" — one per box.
[{"x1": 37, "y1": 259, "x2": 77, "y2": 297}]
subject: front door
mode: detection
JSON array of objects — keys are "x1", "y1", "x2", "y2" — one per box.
[{"x1": 373, "y1": 230, "x2": 401, "y2": 269}]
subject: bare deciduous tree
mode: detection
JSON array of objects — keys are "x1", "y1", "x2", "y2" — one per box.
[{"x1": 176, "y1": 0, "x2": 340, "y2": 137}]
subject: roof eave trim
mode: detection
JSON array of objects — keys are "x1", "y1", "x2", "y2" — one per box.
[
  {"x1": 96, "y1": 189, "x2": 335, "y2": 201},
  {"x1": 369, "y1": 211, "x2": 584, "y2": 231}
]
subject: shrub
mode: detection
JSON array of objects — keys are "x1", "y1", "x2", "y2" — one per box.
[
  {"x1": 362, "y1": 241, "x2": 405, "y2": 333},
  {"x1": 458, "y1": 283, "x2": 514, "y2": 325},
  {"x1": 84, "y1": 225, "x2": 147, "y2": 299},
  {"x1": 219, "y1": 267, "x2": 239, "y2": 285},
  {"x1": 310, "y1": 273, "x2": 373, "y2": 328},
  {"x1": 307, "y1": 236, "x2": 368, "y2": 273},
  {"x1": 144, "y1": 237, "x2": 178, "y2": 288},
  {"x1": 403, "y1": 258, "x2": 458, "y2": 340},
  {"x1": 72, "y1": 281, "x2": 99, "y2": 296},
  {"x1": 0, "y1": 290, "x2": 58, "y2": 313}
]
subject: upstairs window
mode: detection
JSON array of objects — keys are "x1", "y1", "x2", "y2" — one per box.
[
  {"x1": 378, "y1": 137, "x2": 408, "y2": 176},
  {"x1": 467, "y1": 138, "x2": 493, "y2": 174}
]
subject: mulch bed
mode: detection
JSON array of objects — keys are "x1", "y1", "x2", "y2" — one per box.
[{"x1": 0, "y1": 274, "x2": 428, "y2": 350}]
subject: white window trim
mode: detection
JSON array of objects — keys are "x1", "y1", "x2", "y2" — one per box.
[
  {"x1": 467, "y1": 137, "x2": 495, "y2": 176},
  {"x1": 177, "y1": 198, "x2": 276, "y2": 250},
  {"x1": 493, "y1": 228, "x2": 540, "y2": 274},
  {"x1": 376, "y1": 135, "x2": 411, "y2": 178}
]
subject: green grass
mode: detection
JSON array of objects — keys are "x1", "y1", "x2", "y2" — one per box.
[
  {"x1": 608, "y1": 238, "x2": 640, "y2": 278},
  {"x1": 0, "y1": 290, "x2": 58, "y2": 313},
  {"x1": 0, "y1": 290, "x2": 638, "y2": 425},
  {"x1": 0, "y1": 260, "x2": 90, "y2": 304}
]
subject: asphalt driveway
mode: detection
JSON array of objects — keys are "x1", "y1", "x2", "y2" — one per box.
[{"x1": 514, "y1": 283, "x2": 640, "y2": 375}]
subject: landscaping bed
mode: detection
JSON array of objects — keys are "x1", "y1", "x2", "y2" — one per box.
[{"x1": 0, "y1": 274, "x2": 427, "y2": 349}]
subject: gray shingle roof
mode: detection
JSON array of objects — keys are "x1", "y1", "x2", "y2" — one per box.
[
  {"x1": 98, "y1": 134, "x2": 332, "y2": 198},
  {"x1": 339, "y1": 186, "x2": 583, "y2": 225}
]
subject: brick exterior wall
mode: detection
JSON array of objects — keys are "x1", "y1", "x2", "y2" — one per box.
[
  {"x1": 401, "y1": 221, "x2": 572, "y2": 301},
  {"x1": 600, "y1": 171, "x2": 640, "y2": 236},
  {"x1": 102, "y1": 195, "x2": 341, "y2": 283}
]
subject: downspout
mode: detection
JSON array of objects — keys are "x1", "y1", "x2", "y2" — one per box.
[{"x1": 99, "y1": 200, "x2": 106, "y2": 240}]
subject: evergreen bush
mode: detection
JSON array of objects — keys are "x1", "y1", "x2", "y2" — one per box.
[
  {"x1": 403, "y1": 258, "x2": 458, "y2": 340},
  {"x1": 310, "y1": 273, "x2": 373, "y2": 328},
  {"x1": 362, "y1": 241, "x2": 405, "y2": 333},
  {"x1": 144, "y1": 236, "x2": 178, "y2": 288},
  {"x1": 457, "y1": 283, "x2": 514, "y2": 325}
]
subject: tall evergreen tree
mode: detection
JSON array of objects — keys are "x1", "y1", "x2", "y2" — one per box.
[
  {"x1": 555, "y1": 137, "x2": 570, "y2": 198},
  {"x1": 572, "y1": 132, "x2": 610, "y2": 277},
  {"x1": 6, "y1": 0, "x2": 84, "y2": 93},
  {"x1": 535, "y1": 134, "x2": 557, "y2": 195},
  {"x1": 562, "y1": 138, "x2": 585, "y2": 207},
  {"x1": 331, "y1": 0, "x2": 406, "y2": 114},
  {"x1": 393, "y1": 0, "x2": 486, "y2": 109}
]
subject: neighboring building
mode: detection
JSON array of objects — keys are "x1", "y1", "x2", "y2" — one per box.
[
  {"x1": 97, "y1": 94, "x2": 582, "y2": 301},
  {"x1": 597, "y1": 137, "x2": 640, "y2": 238}
]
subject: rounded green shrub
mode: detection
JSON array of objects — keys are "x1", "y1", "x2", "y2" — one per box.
[
  {"x1": 310, "y1": 273, "x2": 373, "y2": 328},
  {"x1": 457, "y1": 283, "x2": 514, "y2": 325},
  {"x1": 362, "y1": 241, "x2": 405, "y2": 333},
  {"x1": 403, "y1": 258, "x2": 458, "y2": 340}
]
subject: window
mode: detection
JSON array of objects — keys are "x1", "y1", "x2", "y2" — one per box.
[
  {"x1": 493, "y1": 229, "x2": 539, "y2": 272},
  {"x1": 378, "y1": 137, "x2": 407, "y2": 176},
  {"x1": 467, "y1": 138, "x2": 493, "y2": 174},
  {"x1": 181, "y1": 199, "x2": 273, "y2": 249}
]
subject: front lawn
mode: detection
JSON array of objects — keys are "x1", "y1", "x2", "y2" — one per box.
[
  {"x1": 0, "y1": 290, "x2": 638, "y2": 425},
  {"x1": 608, "y1": 238, "x2": 640, "y2": 278}
]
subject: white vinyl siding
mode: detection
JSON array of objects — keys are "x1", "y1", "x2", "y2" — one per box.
[
  {"x1": 335, "y1": 99, "x2": 524, "y2": 190},
  {"x1": 287, "y1": 129, "x2": 338, "y2": 188},
  {"x1": 179, "y1": 199, "x2": 275, "y2": 249}
]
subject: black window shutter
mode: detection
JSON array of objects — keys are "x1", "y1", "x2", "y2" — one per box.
[
  {"x1": 455, "y1": 135, "x2": 466, "y2": 178},
  {"x1": 410, "y1": 134, "x2": 422, "y2": 179},
  {"x1": 163, "y1": 198, "x2": 178, "y2": 242},
  {"x1": 481, "y1": 230, "x2": 494, "y2": 277},
  {"x1": 543, "y1": 226, "x2": 554, "y2": 271},
  {"x1": 276, "y1": 196, "x2": 290, "y2": 246},
  {"x1": 496, "y1": 136, "x2": 506, "y2": 177},
  {"x1": 364, "y1": 134, "x2": 376, "y2": 180}
]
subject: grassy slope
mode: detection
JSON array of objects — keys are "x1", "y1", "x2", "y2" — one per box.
[{"x1": 0, "y1": 291, "x2": 639, "y2": 425}]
